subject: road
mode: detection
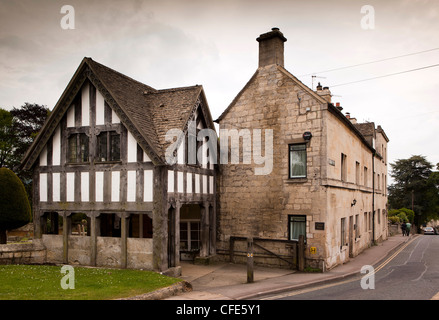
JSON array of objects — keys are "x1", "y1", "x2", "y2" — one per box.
[{"x1": 260, "y1": 235, "x2": 439, "y2": 300}]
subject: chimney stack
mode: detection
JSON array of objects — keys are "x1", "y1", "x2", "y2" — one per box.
[
  {"x1": 316, "y1": 84, "x2": 332, "y2": 103},
  {"x1": 256, "y1": 27, "x2": 287, "y2": 68}
]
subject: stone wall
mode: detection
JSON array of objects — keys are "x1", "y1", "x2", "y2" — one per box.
[
  {"x1": 0, "y1": 235, "x2": 154, "y2": 270},
  {"x1": 218, "y1": 64, "x2": 329, "y2": 268},
  {"x1": 0, "y1": 241, "x2": 46, "y2": 265}
]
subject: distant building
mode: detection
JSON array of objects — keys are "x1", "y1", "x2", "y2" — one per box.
[{"x1": 216, "y1": 28, "x2": 389, "y2": 270}]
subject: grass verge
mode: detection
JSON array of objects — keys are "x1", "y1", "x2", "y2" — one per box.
[{"x1": 0, "y1": 264, "x2": 181, "y2": 300}]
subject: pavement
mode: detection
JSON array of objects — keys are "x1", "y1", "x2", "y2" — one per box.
[{"x1": 162, "y1": 233, "x2": 417, "y2": 300}]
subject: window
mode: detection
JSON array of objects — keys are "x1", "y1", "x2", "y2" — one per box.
[
  {"x1": 289, "y1": 144, "x2": 307, "y2": 178},
  {"x1": 180, "y1": 221, "x2": 200, "y2": 251},
  {"x1": 97, "y1": 131, "x2": 120, "y2": 162},
  {"x1": 341, "y1": 153, "x2": 347, "y2": 182},
  {"x1": 288, "y1": 215, "x2": 306, "y2": 241},
  {"x1": 355, "y1": 161, "x2": 360, "y2": 185},
  {"x1": 341, "y1": 218, "x2": 346, "y2": 247},
  {"x1": 68, "y1": 133, "x2": 89, "y2": 163},
  {"x1": 364, "y1": 166, "x2": 368, "y2": 187},
  {"x1": 355, "y1": 214, "x2": 359, "y2": 239}
]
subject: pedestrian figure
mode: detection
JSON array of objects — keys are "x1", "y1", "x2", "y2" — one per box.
[
  {"x1": 401, "y1": 222, "x2": 407, "y2": 236},
  {"x1": 405, "y1": 222, "x2": 411, "y2": 236}
]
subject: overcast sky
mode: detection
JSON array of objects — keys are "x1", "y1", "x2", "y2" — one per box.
[{"x1": 1, "y1": 0, "x2": 439, "y2": 174}]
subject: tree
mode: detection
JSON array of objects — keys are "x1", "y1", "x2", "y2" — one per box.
[
  {"x1": 0, "y1": 167, "x2": 31, "y2": 243},
  {"x1": 0, "y1": 108, "x2": 18, "y2": 169},
  {"x1": 10, "y1": 103, "x2": 50, "y2": 164},
  {"x1": 388, "y1": 155, "x2": 439, "y2": 226}
]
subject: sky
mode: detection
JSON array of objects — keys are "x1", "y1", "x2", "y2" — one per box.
[{"x1": 1, "y1": 0, "x2": 439, "y2": 176}]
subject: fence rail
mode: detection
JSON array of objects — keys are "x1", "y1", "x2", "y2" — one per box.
[{"x1": 229, "y1": 236, "x2": 305, "y2": 270}]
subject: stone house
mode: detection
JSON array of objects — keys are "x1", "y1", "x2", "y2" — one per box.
[
  {"x1": 216, "y1": 28, "x2": 389, "y2": 270},
  {"x1": 20, "y1": 57, "x2": 217, "y2": 272}
]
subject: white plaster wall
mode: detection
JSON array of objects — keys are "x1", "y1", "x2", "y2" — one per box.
[
  {"x1": 81, "y1": 172, "x2": 89, "y2": 202},
  {"x1": 66, "y1": 172, "x2": 75, "y2": 202},
  {"x1": 111, "y1": 171, "x2": 120, "y2": 202},
  {"x1": 52, "y1": 126, "x2": 61, "y2": 166},
  {"x1": 127, "y1": 131, "x2": 137, "y2": 163},
  {"x1": 66, "y1": 105, "x2": 75, "y2": 127},
  {"x1": 127, "y1": 170, "x2": 136, "y2": 202},
  {"x1": 143, "y1": 170, "x2": 153, "y2": 202},
  {"x1": 96, "y1": 89, "x2": 105, "y2": 125},
  {"x1": 81, "y1": 83, "x2": 90, "y2": 126},
  {"x1": 39, "y1": 173, "x2": 47, "y2": 202},
  {"x1": 95, "y1": 171, "x2": 104, "y2": 202},
  {"x1": 168, "y1": 170, "x2": 174, "y2": 193},
  {"x1": 52, "y1": 172, "x2": 60, "y2": 202}
]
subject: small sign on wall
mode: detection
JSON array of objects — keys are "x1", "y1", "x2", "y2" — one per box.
[{"x1": 315, "y1": 222, "x2": 325, "y2": 230}]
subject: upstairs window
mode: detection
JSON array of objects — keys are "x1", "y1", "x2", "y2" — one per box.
[
  {"x1": 68, "y1": 133, "x2": 89, "y2": 163},
  {"x1": 289, "y1": 144, "x2": 307, "y2": 178},
  {"x1": 97, "y1": 131, "x2": 120, "y2": 162}
]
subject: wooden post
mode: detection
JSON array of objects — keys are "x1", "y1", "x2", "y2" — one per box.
[
  {"x1": 298, "y1": 235, "x2": 305, "y2": 272},
  {"x1": 90, "y1": 215, "x2": 97, "y2": 266},
  {"x1": 229, "y1": 237, "x2": 235, "y2": 263},
  {"x1": 62, "y1": 214, "x2": 71, "y2": 264},
  {"x1": 121, "y1": 214, "x2": 128, "y2": 269},
  {"x1": 247, "y1": 237, "x2": 254, "y2": 283}
]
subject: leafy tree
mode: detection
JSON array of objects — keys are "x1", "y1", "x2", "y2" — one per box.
[
  {"x1": 388, "y1": 155, "x2": 439, "y2": 226},
  {"x1": 10, "y1": 103, "x2": 50, "y2": 165},
  {"x1": 0, "y1": 108, "x2": 18, "y2": 169},
  {"x1": 0, "y1": 168, "x2": 31, "y2": 243},
  {"x1": 1, "y1": 103, "x2": 50, "y2": 206}
]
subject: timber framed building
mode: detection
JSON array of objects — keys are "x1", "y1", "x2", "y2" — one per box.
[{"x1": 21, "y1": 58, "x2": 217, "y2": 272}]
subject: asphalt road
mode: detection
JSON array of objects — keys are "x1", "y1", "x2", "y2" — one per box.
[{"x1": 261, "y1": 235, "x2": 439, "y2": 300}]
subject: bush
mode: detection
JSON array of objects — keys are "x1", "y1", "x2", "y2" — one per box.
[
  {"x1": 0, "y1": 168, "x2": 31, "y2": 243},
  {"x1": 388, "y1": 216, "x2": 400, "y2": 224}
]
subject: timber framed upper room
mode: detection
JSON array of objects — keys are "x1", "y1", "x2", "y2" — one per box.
[{"x1": 21, "y1": 57, "x2": 217, "y2": 272}]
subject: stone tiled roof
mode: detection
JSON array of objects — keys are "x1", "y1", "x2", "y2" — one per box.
[
  {"x1": 86, "y1": 58, "x2": 203, "y2": 160},
  {"x1": 21, "y1": 57, "x2": 207, "y2": 169}
]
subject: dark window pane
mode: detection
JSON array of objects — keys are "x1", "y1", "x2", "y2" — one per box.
[
  {"x1": 110, "y1": 132, "x2": 120, "y2": 161},
  {"x1": 98, "y1": 133, "x2": 107, "y2": 161},
  {"x1": 68, "y1": 135, "x2": 77, "y2": 162},
  {"x1": 79, "y1": 133, "x2": 89, "y2": 162}
]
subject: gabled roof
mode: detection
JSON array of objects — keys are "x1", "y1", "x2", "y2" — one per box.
[
  {"x1": 215, "y1": 65, "x2": 327, "y2": 122},
  {"x1": 21, "y1": 57, "x2": 214, "y2": 170}
]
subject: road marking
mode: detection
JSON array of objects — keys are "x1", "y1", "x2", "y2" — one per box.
[
  {"x1": 261, "y1": 236, "x2": 418, "y2": 300},
  {"x1": 431, "y1": 292, "x2": 439, "y2": 300}
]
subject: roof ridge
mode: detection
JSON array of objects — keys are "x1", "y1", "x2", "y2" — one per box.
[{"x1": 85, "y1": 57, "x2": 157, "y2": 93}]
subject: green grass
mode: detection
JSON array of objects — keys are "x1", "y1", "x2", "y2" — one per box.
[{"x1": 0, "y1": 264, "x2": 182, "y2": 300}]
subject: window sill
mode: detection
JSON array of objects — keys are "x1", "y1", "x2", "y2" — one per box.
[
  {"x1": 94, "y1": 160, "x2": 122, "y2": 165},
  {"x1": 285, "y1": 178, "x2": 308, "y2": 184},
  {"x1": 66, "y1": 162, "x2": 90, "y2": 166}
]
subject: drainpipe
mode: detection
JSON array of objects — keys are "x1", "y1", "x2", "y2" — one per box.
[{"x1": 372, "y1": 150, "x2": 376, "y2": 246}]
